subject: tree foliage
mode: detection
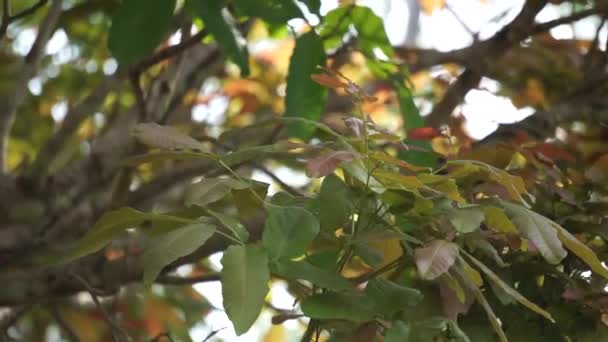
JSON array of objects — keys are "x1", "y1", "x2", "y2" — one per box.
[{"x1": 2, "y1": 0, "x2": 608, "y2": 341}]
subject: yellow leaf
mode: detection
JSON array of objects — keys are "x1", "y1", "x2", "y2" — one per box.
[
  {"x1": 461, "y1": 260, "x2": 483, "y2": 287},
  {"x1": 418, "y1": 0, "x2": 445, "y2": 15},
  {"x1": 369, "y1": 152, "x2": 430, "y2": 172},
  {"x1": 554, "y1": 224, "x2": 608, "y2": 280},
  {"x1": 443, "y1": 273, "x2": 466, "y2": 303},
  {"x1": 483, "y1": 207, "x2": 518, "y2": 233},
  {"x1": 429, "y1": 179, "x2": 466, "y2": 204},
  {"x1": 414, "y1": 196, "x2": 434, "y2": 213},
  {"x1": 372, "y1": 170, "x2": 425, "y2": 194},
  {"x1": 369, "y1": 239, "x2": 404, "y2": 279},
  {"x1": 431, "y1": 136, "x2": 460, "y2": 156},
  {"x1": 264, "y1": 325, "x2": 287, "y2": 342}
]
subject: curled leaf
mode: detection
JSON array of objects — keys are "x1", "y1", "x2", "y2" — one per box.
[
  {"x1": 502, "y1": 201, "x2": 567, "y2": 264},
  {"x1": 131, "y1": 123, "x2": 203, "y2": 150}
]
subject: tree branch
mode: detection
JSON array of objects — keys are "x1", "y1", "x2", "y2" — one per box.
[
  {"x1": 0, "y1": 0, "x2": 62, "y2": 174},
  {"x1": 131, "y1": 28, "x2": 208, "y2": 74},
  {"x1": 0, "y1": 0, "x2": 49, "y2": 37},
  {"x1": 71, "y1": 273, "x2": 130, "y2": 342},
  {"x1": 422, "y1": 0, "x2": 549, "y2": 127},
  {"x1": 26, "y1": 77, "x2": 120, "y2": 184},
  {"x1": 157, "y1": 273, "x2": 220, "y2": 285}
]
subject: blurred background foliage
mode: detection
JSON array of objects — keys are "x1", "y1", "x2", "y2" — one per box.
[{"x1": 3, "y1": 0, "x2": 608, "y2": 341}]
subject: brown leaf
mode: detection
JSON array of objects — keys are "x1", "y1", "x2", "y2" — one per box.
[{"x1": 306, "y1": 150, "x2": 357, "y2": 178}]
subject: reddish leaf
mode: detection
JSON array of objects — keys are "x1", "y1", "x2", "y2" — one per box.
[
  {"x1": 408, "y1": 127, "x2": 442, "y2": 141},
  {"x1": 306, "y1": 151, "x2": 357, "y2": 178},
  {"x1": 530, "y1": 143, "x2": 575, "y2": 162},
  {"x1": 562, "y1": 287, "x2": 585, "y2": 301},
  {"x1": 415, "y1": 240, "x2": 459, "y2": 280},
  {"x1": 439, "y1": 277, "x2": 474, "y2": 320}
]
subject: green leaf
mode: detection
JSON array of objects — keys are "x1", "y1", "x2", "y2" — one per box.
[
  {"x1": 108, "y1": 0, "x2": 176, "y2": 65},
  {"x1": 301, "y1": 292, "x2": 376, "y2": 322},
  {"x1": 272, "y1": 259, "x2": 352, "y2": 291},
  {"x1": 394, "y1": 80, "x2": 438, "y2": 168},
  {"x1": 232, "y1": 181, "x2": 269, "y2": 224},
  {"x1": 220, "y1": 145, "x2": 284, "y2": 166},
  {"x1": 319, "y1": 6, "x2": 353, "y2": 50},
  {"x1": 467, "y1": 286, "x2": 508, "y2": 342},
  {"x1": 188, "y1": 0, "x2": 250, "y2": 75},
  {"x1": 483, "y1": 207, "x2": 518, "y2": 234},
  {"x1": 394, "y1": 79, "x2": 424, "y2": 130},
  {"x1": 365, "y1": 278, "x2": 423, "y2": 316},
  {"x1": 66, "y1": 208, "x2": 189, "y2": 262},
  {"x1": 207, "y1": 209, "x2": 250, "y2": 243},
  {"x1": 350, "y1": 6, "x2": 393, "y2": 58},
  {"x1": 447, "y1": 320, "x2": 472, "y2": 342},
  {"x1": 233, "y1": 0, "x2": 302, "y2": 24},
  {"x1": 122, "y1": 151, "x2": 216, "y2": 166},
  {"x1": 221, "y1": 244, "x2": 270, "y2": 335},
  {"x1": 262, "y1": 206, "x2": 320, "y2": 260},
  {"x1": 553, "y1": 223, "x2": 608, "y2": 280},
  {"x1": 352, "y1": 242, "x2": 384, "y2": 267},
  {"x1": 284, "y1": 31, "x2": 328, "y2": 139},
  {"x1": 463, "y1": 252, "x2": 555, "y2": 323},
  {"x1": 415, "y1": 240, "x2": 459, "y2": 280},
  {"x1": 342, "y1": 160, "x2": 386, "y2": 194},
  {"x1": 184, "y1": 177, "x2": 249, "y2": 207},
  {"x1": 142, "y1": 223, "x2": 216, "y2": 286},
  {"x1": 501, "y1": 202, "x2": 567, "y2": 264},
  {"x1": 448, "y1": 207, "x2": 485, "y2": 234},
  {"x1": 384, "y1": 321, "x2": 411, "y2": 342},
  {"x1": 319, "y1": 175, "x2": 353, "y2": 231},
  {"x1": 301, "y1": 0, "x2": 321, "y2": 14}
]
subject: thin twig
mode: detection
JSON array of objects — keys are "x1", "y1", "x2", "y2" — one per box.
[
  {"x1": 254, "y1": 163, "x2": 306, "y2": 197},
  {"x1": 10, "y1": 0, "x2": 48, "y2": 21},
  {"x1": 532, "y1": 7, "x2": 603, "y2": 34},
  {"x1": 1, "y1": 0, "x2": 49, "y2": 37},
  {"x1": 156, "y1": 273, "x2": 220, "y2": 285},
  {"x1": 49, "y1": 305, "x2": 80, "y2": 342},
  {"x1": 131, "y1": 29, "x2": 208, "y2": 74},
  {"x1": 71, "y1": 274, "x2": 130, "y2": 342},
  {"x1": 201, "y1": 327, "x2": 226, "y2": 342},
  {"x1": 130, "y1": 72, "x2": 148, "y2": 121},
  {"x1": 2, "y1": 0, "x2": 9, "y2": 26},
  {"x1": 445, "y1": 3, "x2": 478, "y2": 41},
  {"x1": 0, "y1": 0, "x2": 62, "y2": 173}
]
